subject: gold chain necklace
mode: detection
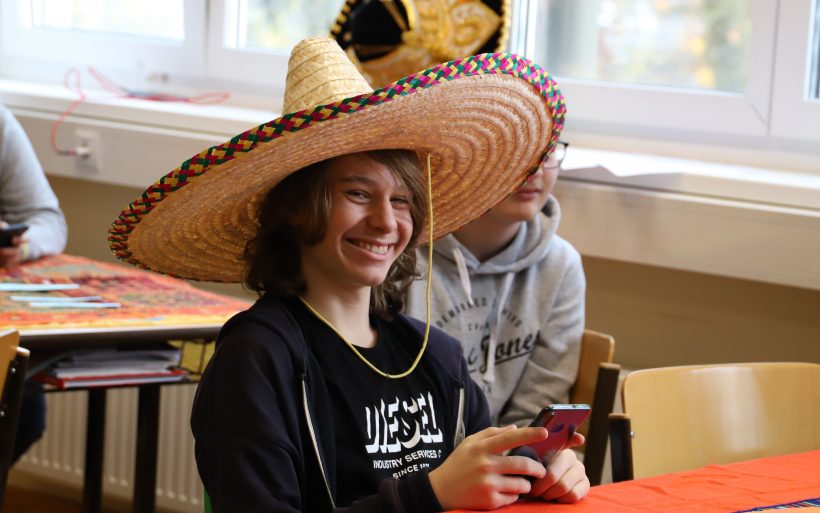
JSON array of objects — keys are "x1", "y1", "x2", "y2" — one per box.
[{"x1": 298, "y1": 154, "x2": 434, "y2": 379}]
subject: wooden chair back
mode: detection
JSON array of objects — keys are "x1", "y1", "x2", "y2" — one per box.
[
  {"x1": 0, "y1": 329, "x2": 28, "y2": 511},
  {"x1": 0, "y1": 328, "x2": 19, "y2": 400},
  {"x1": 569, "y1": 329, "x2": 620, "y2": 486},
  {"x1": 614, "y1": 362, "x2": 820, "y2": 480},
  {"x1": 570, "y1": 329, "x2": 615, "y2": 410}
]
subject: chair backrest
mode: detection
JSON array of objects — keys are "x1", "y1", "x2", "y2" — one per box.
[
  {"x1": 0, "y1": 329, "x2": 27, "y2": 512},
  {"x1": 569, "y1": 329, "x2": 619, "y2": 486},
  {"x1": 0, "y1": 328, "x2": 19, "y2": 400},
  {"x1": 570, "y1": 329, "x2": 615, "y2": 409},
  {"x1": 621, "y1": 362, "x2": 820, "y2": 479}
]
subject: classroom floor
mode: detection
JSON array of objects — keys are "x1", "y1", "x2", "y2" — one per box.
[
  {"x1": 5, "y1": 484, "x2": 98, "y2": 513},
  {"x1": 4, "y1": 483, "x2": 130, "y2": 513}
]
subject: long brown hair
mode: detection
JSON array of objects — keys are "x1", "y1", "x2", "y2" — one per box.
[{"x1": 244, "y1": 149, "x2": 426, "y2": 318}]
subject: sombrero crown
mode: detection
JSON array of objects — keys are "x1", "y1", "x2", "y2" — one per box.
[{"x1": 109, "y1": 37, "x2": 566, "y2": 282}]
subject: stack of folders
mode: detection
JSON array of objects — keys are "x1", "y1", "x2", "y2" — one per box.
[{"x1": 34, "y1": 344, "x2": 186, "y2": 389}]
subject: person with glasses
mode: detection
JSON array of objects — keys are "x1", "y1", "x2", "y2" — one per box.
[{"x1": 404, "y1": 142, "x2": 586, "y2": 430}]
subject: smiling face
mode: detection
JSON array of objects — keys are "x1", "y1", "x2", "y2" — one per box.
[{"x1": 298, "y1": 152, "x2": 415, "y2": 297}]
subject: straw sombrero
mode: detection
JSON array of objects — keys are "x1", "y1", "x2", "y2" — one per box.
[
  {"x1": 331, "y1": 0, "x2": 510, "y2": 88},
  {"x1": 108, "y1": 37, "x2": 565, "y2": 282}
]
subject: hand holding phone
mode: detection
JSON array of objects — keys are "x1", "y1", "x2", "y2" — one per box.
[
  {"x1": 0, "y1": 223, "x2": 29, "y2": 247},
  {"x1": 509, "y1": 404, "x2": 590, "y2": 467}
]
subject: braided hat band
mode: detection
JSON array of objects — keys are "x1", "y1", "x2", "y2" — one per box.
[{"x1": 108, "y1": 37, "x2": 565, "y2": 282}]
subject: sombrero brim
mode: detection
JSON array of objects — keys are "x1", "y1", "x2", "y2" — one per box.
[{"x1": 108, "y1": 53, "x2": 566, "y2": 282}]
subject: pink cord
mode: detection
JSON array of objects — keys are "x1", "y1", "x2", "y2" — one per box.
[
  {"x1": 50, "y1": 67, "x2": 86, "y2": 156},
  {"x1": 51, "y1": 67, "x2": 231, "y2": 156}
]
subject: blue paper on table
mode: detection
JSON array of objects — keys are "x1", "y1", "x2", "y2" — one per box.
[
  {"x1": 10, "y1": 295, "x2": 103, "y2": 302},
  {"x1": 29, "y1": 302, "x2": 121, "y2": 309},
  {"x1": 0, "y1": 283, "x2": 79, "y2": 292}
]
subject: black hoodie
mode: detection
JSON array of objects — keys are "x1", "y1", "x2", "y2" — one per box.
[{"x1": 191, "y1": 294, "x2": 490, "y2": 513}]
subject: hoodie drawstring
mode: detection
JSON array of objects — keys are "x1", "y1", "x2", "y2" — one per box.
[
  {"x1": 484, "y1": 271, "x2": 514, "y2": 383},
  {"x1": 452, "y1": 247, "x2": 515, "y2": 384},
  {"x1": 452, "y1": 248, "x2": 473, "y2": 306}
]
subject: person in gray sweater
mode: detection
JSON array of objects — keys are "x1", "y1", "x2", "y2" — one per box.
[
  {"x1": 0, "y1": 104, "x2": 67, "y2": 267},
  {"x1": 1, "y1": 103, "x2": 68, "y2": 463},
  {"x1": 405, "y1": 143, "x2": 585, "y2": 427}
]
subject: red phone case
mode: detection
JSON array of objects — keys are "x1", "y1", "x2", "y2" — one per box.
[{"x1": 512, "y1": 404, "x2": 591, "y2": 466}]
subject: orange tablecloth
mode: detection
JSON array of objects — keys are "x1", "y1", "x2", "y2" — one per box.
[
  {"x1": 0, "y1": 254, "x2": 249, "y2": 331},
  {"x1": 453, "y1": 450, "x2": 820, "y2": 513}
]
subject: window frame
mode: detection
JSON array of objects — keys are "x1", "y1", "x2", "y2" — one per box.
[
  {"x1": 512, "y1": 0, "x2": 780, "y2": 139},
  {"x1": 770, "y1": 0, "x2": 820, "y2": 142},
  {"x1": 0, "y1": 0, "x2": 206, "y2": 84},
  {"x1": 205, "y1": 0, "x2": 290, "y2": 91}
]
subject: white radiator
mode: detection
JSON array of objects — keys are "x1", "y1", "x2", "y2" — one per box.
[{"x1": 16, "y1": 384, "x2": 203, "y2": 512}]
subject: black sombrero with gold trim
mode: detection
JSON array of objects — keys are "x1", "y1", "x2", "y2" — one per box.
[{"x1": 331, "y1": 0, "x2": 510, "y2": 87}]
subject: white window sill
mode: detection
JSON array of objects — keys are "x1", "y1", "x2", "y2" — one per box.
[
  {"x1": 555, "y1": 152, "x2": 820, "y2": 292},
  {"x1": 2, "y1": 78, "x2": 818, "y2": 291},
  {"x1": 561, "y1": 148, "x2": 820, "y2": 211},
  {"x1": 1, "y1": 78, "x2": 279, "y2": 190}
]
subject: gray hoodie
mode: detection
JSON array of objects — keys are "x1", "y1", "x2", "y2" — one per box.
[
  {"x1": 405, "y1": 196, "x2": 585, "y2": 426},
  {"x1": 0, "y1": 105, "x2": 67, "y2": 260}
]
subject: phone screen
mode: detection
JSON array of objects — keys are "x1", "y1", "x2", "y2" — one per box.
[{"x1": 510, "y1": 404, "x2": 591, "y2": 466}]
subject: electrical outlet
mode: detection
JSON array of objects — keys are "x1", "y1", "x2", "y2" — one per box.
[{"x1": 74, "y1": 129, "x2": 103, "y2": 174}]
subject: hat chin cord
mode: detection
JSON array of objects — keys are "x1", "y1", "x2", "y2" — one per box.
[{"x1": 299, "y1": 153, "x2": 434, "y2": 379}]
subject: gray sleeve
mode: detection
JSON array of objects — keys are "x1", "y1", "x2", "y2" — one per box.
[
  {"x1": 498, "y1": 250, "x2": 586, "y2": 427},
  {"x1": 0, "y1": 106, "x2": 68, "y2": 261}
]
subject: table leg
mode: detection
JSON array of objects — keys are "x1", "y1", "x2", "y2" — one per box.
[
  {"x1": 83, "y1": 388, "x2": 106, "y2": 513},
  {"x1": 132, "y1": 385, "x2": 160, "y2": 513}
]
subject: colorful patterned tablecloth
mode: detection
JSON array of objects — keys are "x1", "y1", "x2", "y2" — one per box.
[
  {"x1": 0, "y1": 254, "x2": 250, "y2": 331},
  {"x1": 450, "y1": 450, "x2": 820, "y2": 513}
]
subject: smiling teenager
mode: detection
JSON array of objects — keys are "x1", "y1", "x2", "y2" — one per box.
[{"x1": 108, "y1": 37, "x2": 585, "y2": 513}]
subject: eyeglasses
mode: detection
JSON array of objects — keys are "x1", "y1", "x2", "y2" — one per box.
[{"x1": 542, "y1": 141, "x2": 569, "y2": 170}]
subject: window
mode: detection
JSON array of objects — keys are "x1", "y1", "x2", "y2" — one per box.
[
  {"x1": 513, "y1": 0, "x2": 820, "y2": 147},
  {"x1": 811, "y1": 0, "x2": 820, "y2": 100},
  {"x1": 206, "y1": 0, "x2": 345, "y2": 95},
  {"x1": 533, "y1": 0, "x2": 750, "y2": 93},
  {"x1": 1, "y1": 0, "x2": 818, "y2": 145},
  {"x1": 25, "y1": 0, "x2": 184, "y2": 40},
  {"x1": 769, "y1": 0, "x2": 820, "y2": 141},
  {"x1": 223, "y1": 0, "x2": 344, "y2": 52},
  {"x1": 513, "y1": 0, "x2": 783, "y2": 139},
  {"x1": 1, "y1": 0, "x2": 203, "y2": 88},
  {"x1": 0, "y1": 0, "x2": 345, "y2": 105}
]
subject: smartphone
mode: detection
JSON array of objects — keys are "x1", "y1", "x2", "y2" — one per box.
[
  {"x1": 509, "y1": 404, "x2": 591, "y2": 467},
  {"x1": 0, "y1": 223, "x2": 28, "y2": 247}
]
